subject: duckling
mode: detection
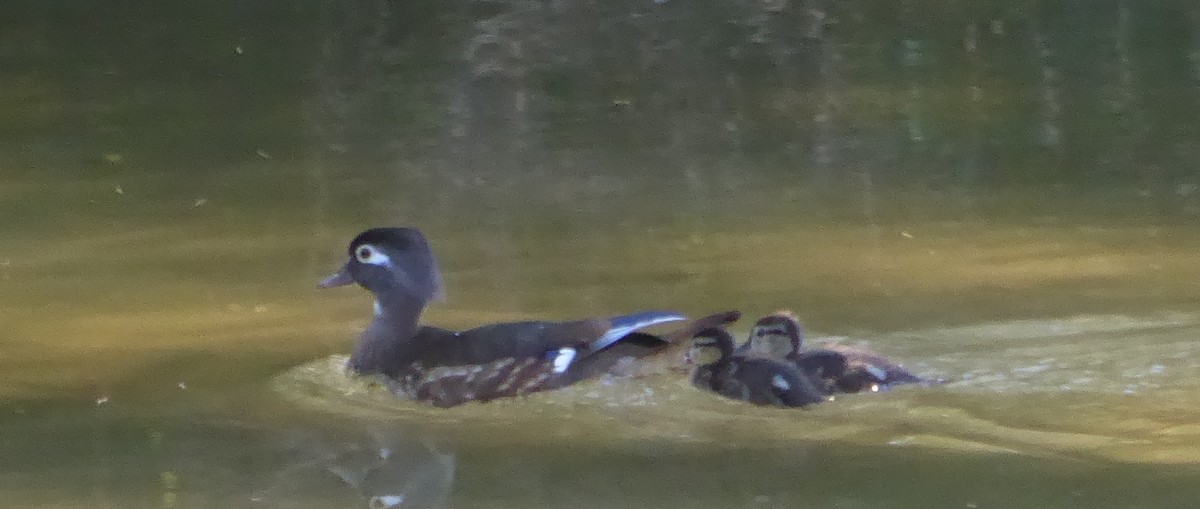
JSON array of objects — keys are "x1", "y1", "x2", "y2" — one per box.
[
  {"x1": 687, "y1": 328, "x2": 827, "y2": 408},
  {"x1": 320, "y1": 227, "x2": 738, "y2": 406},
  {"x1": 746, "y1": 311, "x2": 933, "y2": 393},
  {"x1": 740, "y1": 313, "x2": 850, "y2": 393}
]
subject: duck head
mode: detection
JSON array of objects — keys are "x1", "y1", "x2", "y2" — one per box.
[
  {"x1": 747, "y1": 311, "x2": 802, "y2": 358},
  {"x1": 320, "y1": 227, "x2": 449, "y2": 375},
  {"x1": 320, "y1": 227, "x2": 446, "y2": 304},
  {"x1": 687, "y1": 327, "x2": 735, "y2": 366}
]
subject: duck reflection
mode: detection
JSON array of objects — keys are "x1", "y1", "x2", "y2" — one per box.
[
  {"x1": 259, "y1": 421, "x2": 455, "y2": 509},
  {"x1": 325, "y1": 427, "x2": 455, "y2": 509}
]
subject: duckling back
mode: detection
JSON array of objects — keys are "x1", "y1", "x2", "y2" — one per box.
[
  {"x1": 688, "y1": 326, "x2": 827, "y2": 408},
  {"x1": 725, "y1": 357, "x2": 828, "y2": 407}
]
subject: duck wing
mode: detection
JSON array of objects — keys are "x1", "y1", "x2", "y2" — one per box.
[
  {"x1": 384, "y1": 344, "x2": 602, "y2": 407},
  {"x1": 449, "y1": 310, "x2": 687, "y2": 364},
  {"x1": 565, "y1": 310, "x2": 742, "y2": 381},
  {"x1": 787, "y1": 348, "x2": 848, "y2": 392},
  {"x1": 823, "y1": 343, "x2": 928, "y2": 390}
]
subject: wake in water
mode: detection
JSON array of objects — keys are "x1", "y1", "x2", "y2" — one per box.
[{"x1": 273, "y1": 312, "x2": 1200, "y2": 464}]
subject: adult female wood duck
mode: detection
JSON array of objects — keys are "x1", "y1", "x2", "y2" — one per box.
[
  {"x1": 687, "y1": 328, "x2": 827, "y2": 408},
  {"x1": 320, "y1": 227, "x2": 739, "y2": 407},
  {"x1": 745, "y1": 311, "x2": 932, "y2": 393}
]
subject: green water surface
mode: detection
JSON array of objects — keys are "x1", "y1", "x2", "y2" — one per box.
[{"x1": 6, "y1": 1, "x2": 1200, "y2": 507}]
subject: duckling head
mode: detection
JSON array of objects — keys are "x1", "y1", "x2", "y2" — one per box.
[
  {"x1": 748, "y1": 311, "x2": 803, "y2": 358},
  {"x1": 687, "y1": 328, "x2": 734, "y2": 366}
]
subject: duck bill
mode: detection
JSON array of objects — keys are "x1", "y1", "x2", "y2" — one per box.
[{"x1": 318, "y1": 263, "x2": 354, "y2": 288}]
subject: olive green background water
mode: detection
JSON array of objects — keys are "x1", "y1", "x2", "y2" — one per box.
[{"x1": 5, "y1": 1, "x2": 1200, "y2": 508}]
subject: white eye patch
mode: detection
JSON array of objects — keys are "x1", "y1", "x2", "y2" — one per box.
[
  {"x1": 369, "y1": 495, "x2": 405, "y2": 509},
  {"x1": 355, "y1": 244, "x2": 393, "y2": 267}
]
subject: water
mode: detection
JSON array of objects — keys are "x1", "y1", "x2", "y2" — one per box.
[
  {"x1": 6, "y1": 1, "x2": 1200, "y2": 508},
  {"x1": 8, "y1": 217, "x2": 1200, "y2": 507}
]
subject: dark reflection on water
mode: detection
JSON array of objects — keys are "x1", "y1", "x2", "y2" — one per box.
[
  {"x1": 255, "y1": 420, "x2": 455, "y2": 509},
  {"x1": 3, "y1": 405, "x2": 453, "y2": 508},
  {"x1": 6, "y1": 400, "x2": 1200, "y2": 509},
  {"x1": 304, "y1": 0, "x2": 1200, "y2": 217},
  {"x1": 10, "y1": 220, "x2": 1193, "y2": 509},
  {"x1": 6, "y1": 0, "x2": 1200, "y2": 507}
]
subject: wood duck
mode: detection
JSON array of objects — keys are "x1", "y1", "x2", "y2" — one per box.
[
  {"x1": 745, "y1": 311, "x2": 933, "y2": 393},
  {"x1": 739, "y1": 312, "x2": 850, "y2": 393},
  {"x1": 320, "y1": 227, "x2": 739, "y2": 407},
  {"x1": 687, "y1": 327, "x2": 827, "y2": 408}
]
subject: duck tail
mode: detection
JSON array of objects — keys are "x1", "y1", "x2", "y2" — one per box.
[
  {"x1": 630, "y1": 310, "x2": 741, "y2": 375},
  {"x1": 683, "y1": 310, "x2": 742, "y2": 336},
  {"x1": 588, "y1": 311, "x2": 688, "y2": 352}
]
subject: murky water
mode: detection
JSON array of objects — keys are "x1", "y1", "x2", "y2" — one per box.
[
  {"x1": 7, "y1": 1, "x2": 1200, "y2": 508},
  {"x1": 7, "y1": 209, "x2": 1200, "y2": 508}
]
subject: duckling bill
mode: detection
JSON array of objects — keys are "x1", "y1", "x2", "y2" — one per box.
[{"x1": 321, "y1": 227, "x2": 738, "y2": 407}]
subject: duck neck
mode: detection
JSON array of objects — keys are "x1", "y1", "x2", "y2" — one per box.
[
  {"x1": 349, "y1": 287, "x2": 427, "y2": 375},
  {"x1": 691, "y1": 351, "x2": 731, "y2": 390}
]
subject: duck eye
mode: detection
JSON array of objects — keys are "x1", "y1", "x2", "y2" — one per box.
[{"x1": 354, "y1": 244, "x2": 393, "y2": 267}]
